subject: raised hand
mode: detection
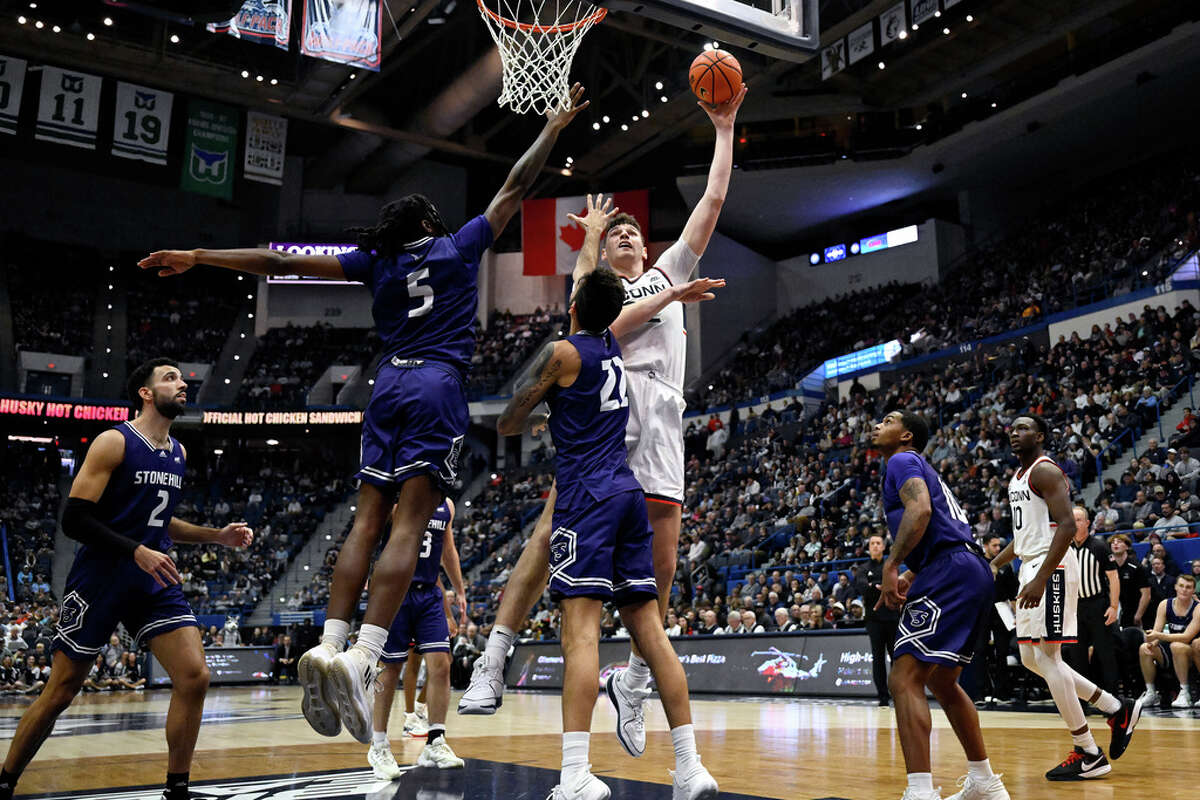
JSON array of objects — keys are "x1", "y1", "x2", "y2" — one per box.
[
  {"x1": 138, "y1": 250, "x2": 197, "y2": 277},
  {"x1": 674, "y1": 277, "x2": 726, "y2": 304},
  {"x1": 699, "y1": 83, "x2": 748, "y2": 130},
  {"x1": 546, "y1": 83, "x2": 589, "y2": 130},
  {"x1": 566, "y1": 193, "x2": 620, "y2": 237}
]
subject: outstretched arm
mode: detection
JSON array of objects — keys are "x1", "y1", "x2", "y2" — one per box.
[
  {"x1": 485, "y1": 84, "x2": 589, "y2": 238},
  {"x1": 609, "y1": 277, "x2": 726, "y2": 339},
  {"x1": 678, "y1": 85, "x2": 748, "y2": 262},
  {"x1": 169, "y1": 518, "x2": 254, "y2": 548},
  {"x1": 497, "y1": 340, "x2": 580, "y2": 436},
  {"x1": 139, "y1": 248, "x2": 345, "y2": 280},
  {"x1": 1017, "y1": 462, "x2": 1078, "y2": 608}
]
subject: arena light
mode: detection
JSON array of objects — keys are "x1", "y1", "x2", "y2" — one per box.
[
  {"x1": 170, "y1": 34, "x2": 180, "y2": 44},
  {"x1": 34, "y1": 19, "x2": 42, "y2": 28},
  {"x1": 877, "y1": 61, "x2": 886, "y2": 70},
  {"x1": 592, "y1": 122, "x2": 600, "y2": 130},
  {"x1": 897, "y1": 30, "x2": 907, "y2": 39},
  {"x1": 349, "y1": 72, "x2": 357, "y2": 80},
  {"x1": 641, "y1": 109, "x2": 649, "y2": 118},
  {"x1": 213, "y1": 448, "x2": 224, "y2": 455},
  {"x1": 265, "y1": 438, "x2": 279, "y2": 446},
  {"x1": 620, "y1": 123, "x2": 628, "y2": 131},
  {"x1": 809, "y1": 253, "x2": 820, "y2": 265},
  {"x1": 561, "y1": 168, "x2": 572, "y2": 176},
  {"x1": 102, "y1": 372, "x2": 108, "y2": 378},
  {"x1": 17, "y1": 16, "x2": 26, "y2": 25},
  {"x1": 934, "y1": 10, "x2": 941, "y2": 17},
  {"x1": 966, "y1": 14, "x2": 974, "y2": 22},
  {"x1": 52, "y1": 24, "x2": 60, "y2": 33},
  {"x1": 943, "y1": 27, "x2": 951, "y2": 35},
  {"x1": 270, "y1": 78, "x2": 278, "y2": 86},
  {"x1": 655, "y1": 80, "x2": 663, "y2": 90},
  {"x1": 991, "y1": 101, "x2": 997, "y2": 108},
  {"x1": 103, "y1": 16, "x2": 113, "y2": 26},
  {"x1": 602, "y1": 115, "x2": 610, "y2": 123},
  {"x1": 224, "y1": 378, "x2": 231, "y2": 384},
  {"x1": 241, "y1": 70, "x2": 250, "y2": 78},
  {"x1": 255, "y1": 75, "x2": 264, "y2": 82},
  {"x1": 960, "y1": 91, "x2": 967, "y2": 98},
  {"x1": 849, "y1": 242, "x2": 860, "y2": 255},
  {"x1": 915, "y1": 124, "x2": 922, "y2": 130},
  {"x1": 702, "y1": 42, "x2": 713, "y2": 51},
  {"x1": 660, "y1": 96, "x2": 668, "y2": 103},
  {"x1": 911, "y1": 23, "x2": 918, "y2": 30},
  {"x1": 233, "y1": 354, "x2": 240, "y2": 360},
  {"x1": 86, "y1": 31, "x2": 95, "y2": 40}
]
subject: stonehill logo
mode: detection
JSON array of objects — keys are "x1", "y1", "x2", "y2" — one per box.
[{"x1": 44, "y1": 768, "x2": 468, "y2": 799}]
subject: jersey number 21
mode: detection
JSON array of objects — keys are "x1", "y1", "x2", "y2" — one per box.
[{"x1": 599, "y1": 357, "x2": 629, "y2": 412}]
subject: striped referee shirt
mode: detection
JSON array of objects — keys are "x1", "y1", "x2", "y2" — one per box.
[{"x1": 1070, "y1": 535, "x2": 1118, "y2": 599}]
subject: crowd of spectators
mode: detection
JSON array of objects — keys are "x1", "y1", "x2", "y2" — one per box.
[
  {"x1": 236, "y1": 323, "x2": 377, "y2": 410},
  {"x1": 467, "y1": 308, "x2": 559, "y2": 399},
  {"x1": 126, "y1": 270, "x2": 252, "y2": 372},
  {"x1": 0, "y1": 441, "x2": 60, "y2": 603},
  {"x1": 0, "y1": 599, "x2": 61, "y2": 695},
  {"x1": 5, "y1": 235, "x2": 97, "y2": 356}
]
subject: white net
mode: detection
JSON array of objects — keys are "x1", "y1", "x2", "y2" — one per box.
[{"x1": 476, "y1": 0, "x2": 606, "y2": 115}]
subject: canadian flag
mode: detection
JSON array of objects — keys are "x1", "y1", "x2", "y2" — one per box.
[{"x1": 521, "y1": 190, "x2": 650, "y2": 276}]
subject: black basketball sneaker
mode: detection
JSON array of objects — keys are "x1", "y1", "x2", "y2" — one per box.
[
  {"x1": 1045, "y1": 746, "x2": 1112, "y2": 781},
  {"x1": 1106, "y1": 695, "x2": 1144, "y2": 760}
]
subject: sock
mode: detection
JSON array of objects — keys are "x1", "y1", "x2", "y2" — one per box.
[
  {"x1": 428, "y1": 724, "x2": 445, "y2": 744},
  {"x1": 1146, "y1": 682, "x2": 1156, "y2": 694},
  {"x1": 416, "y1": 701, "x2": 428, "y2": 717},
  {"x1": 562, "y1": 731, "x2": 590, "y2": 787},
  {"x1": 1071, "y1": 729, "x2": 1099, "y2": 756},
  {"x1": 624, "y1": 653, "x2": 651, "y2": 689},
  {"x1": 967, "y1": 759, "x2": 994, "y2": 781},
  {"x1": 0, "y1": 768, "x2": 20, "y2": 799},
  {"x1": 906, "y1": 773, "x2": 934, "y2": 795},
  {"x1": 372, "y1": 729, "x2": 389, "y2": 747},
  {"x1": 485, "y1": 625, "x2": 515, "y2": 665},
  {"x1": 354, "y1": 623, "x2": 389, "y2": 663},
  {"x1": 164, "y1": 771, "x2": 189, "y2": 800},
  {"x1": 1093, "y1": 690, "x2": 1121, "y2": 716},
  {"x1": 670, "y1": 723, "x2": 699, "y2": 774},
  {"x1": 322, "y1": 619, "x2": 349, "y2": 651}
]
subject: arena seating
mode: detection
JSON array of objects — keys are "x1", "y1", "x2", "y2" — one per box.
[
  {"x1": 467, "y1": 308, "x2": 559, "y2": 399},
  {"x1": 126, "y1": 269, "x2": 252, "y2": 372},
  {"x1": 5, "y1": 234, "x2": 97, "y2": 357},
  {"x1": 0, "y1": 441, "x2": 59, "y2": 605},
  {"x1": 235, "y1": 323, "x2": 376, "y2": 410}
]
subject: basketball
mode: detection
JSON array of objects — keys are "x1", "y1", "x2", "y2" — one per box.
[{"x1": 689, "y1": 49, "x2": 742, "y2": 106}]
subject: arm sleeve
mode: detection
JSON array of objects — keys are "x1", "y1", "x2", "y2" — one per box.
[
  {"x1": 653, "y1": 239, "x2": 701, "y2": 284},
  {"x1": 336, "y1": 250, "x2": 374, "y2": 284},
  {"x1": 61, "y1": 498, "x2": 139, "y2": 557},
  {"x1": 452, "y1": 215, "x2": 496, "y2": 267}
]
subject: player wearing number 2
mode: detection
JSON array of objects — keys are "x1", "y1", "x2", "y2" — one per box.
[
  {"x1": 138, "y1": 85, "x2": 591, "y2": 744},
  {"x1": 871, "y1": 411, "x2": 1009, "y2": 800},
  {"x1": 0, "y1": 358, "x2": 254, "y2": 800}
]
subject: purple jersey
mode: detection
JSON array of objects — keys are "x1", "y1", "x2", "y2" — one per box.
[
  {"x1": 336, "y1": 215, "x2": 494, "y2": 380},
  {"x1": 546, "y1": 330, "x2": 642, "y2": 511},
  {"x1": 882, "y1": 450, "x2": 973, "y2": 571},
  {"x1": 413, "y1": 501, "x2": 451, "y2": 585}
]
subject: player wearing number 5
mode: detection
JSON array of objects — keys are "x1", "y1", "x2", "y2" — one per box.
[
  {"x1": 138, "y1": 85, "x2": 590, "y2": 743},
  {"x1": 0, "y1": 359, "x2": 254, "y2": 800}
]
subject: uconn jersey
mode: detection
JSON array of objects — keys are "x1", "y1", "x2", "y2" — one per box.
[
  {"x1": 55, "y1": 423, "x2": 198, "y2": 659},
  {"x1": 383, "y1": 502, "x2": 453, "y2": 661},
  {"x1": 545, "y1": 330, "x2": 656, "y2": 604}
]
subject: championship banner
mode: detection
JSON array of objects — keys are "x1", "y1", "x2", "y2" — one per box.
[
  {"x1": 0, "y1": 55, "x2": 27, "y2": 136},
  {"x1": 244, "y1": 111, "x2": 288, "y2": 185},
  {"x1": 207, "y1": 0, "x2": 292, "y2": 51},
  {"x1": 820, "y1": 39, "x2": 847, "y2": 80},
  {"x1": 300, "y1": 0, "x2": 382, "y2": 71},
  {"x1": 847, "y1": 21, "x2": 875, "y2": 65},
  {"x1": 910, "y1": 0, "x2": 939, "y2": 26},
  {"x1": 521, "y1": 190, "x2": 650, "y2": 276},
  {"x1": 35, "y1": 67, "x2": 102, "y2": 150},
  {"x1": 180, "y1": 98, "x2": 239, "y2": 200},
  {"x1": 879, "y1": 1, "x2": 907, "y2": 45},
  {"x1": 112, "y1": 82, "x2": 174, "y2": 165}
]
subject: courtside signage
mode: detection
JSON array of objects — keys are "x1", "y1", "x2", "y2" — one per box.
[
  {"x1": 266, "y1": 242, "x2": 359, "y2": 284},
  {"x1": 0, "y1": 398, "x2": 129, "y2": 421},
  {"x1": 202, "y1": 410, "x2": 362, "y2": 425}
]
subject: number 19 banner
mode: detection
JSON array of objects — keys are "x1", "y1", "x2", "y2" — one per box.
[{"x1": 112, "y1": 82, "x2": 174, "y2": 165}]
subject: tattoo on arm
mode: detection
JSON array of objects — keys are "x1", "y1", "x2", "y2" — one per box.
[
  {"x1": 888, "y1": 477, "x2": 931, "y2": 568},
  {"x1": 498, "y1": 343, "x2": 562, "y2": 432}
]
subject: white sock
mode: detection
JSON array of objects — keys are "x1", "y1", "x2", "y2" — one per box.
[
  {"x1": 906, "y1": 773, "x2": 934, "y2": 794},
  {"x1": 354, "y1": 623, "x2": 389, "y2": 663},
  {"x1": 1095, "y1": 691, "x2": 1121, "y2": 715},
  {"x1": 1071, "y1": 729, "x2": 1099, "y2": 756},
  {"x1": 322, "y1": 619, "x2": 349, "y2": 651},
  {"x1": 485, "y1": 625, "x2": 515, "y2": 665},
  {"x1": 1146, "y1": 682, "x2": 1156, "y2": 694},
  {"x1": 967, "y1": 758, "x2": 994, "y2": 781},
  {"x1": 372, "y1": 729, "x2": 389, "y2": 747},
  {"x1": 670, "y1": 723, "x2": 699, "y2": 774},
  {"x1": 625, "y1": 653, "x2": 651, "y2": 689},
  {"x1": 562, "y1": 731, "x2": 590, "y2": 786}
]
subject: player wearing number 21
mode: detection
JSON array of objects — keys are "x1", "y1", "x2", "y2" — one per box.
[
  {"x1": 0, "y1": 359, "x2": 254, "y2": 800},
  {"x1": 138, "y1": 84, "x2": 591, "y2": 744}
]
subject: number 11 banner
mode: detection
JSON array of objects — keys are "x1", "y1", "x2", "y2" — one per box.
[
  {"x1": 35, "y1": 66, "x2": 102, "y2": 149},
  {"x1": 112, "y1": 82, "x2": 174, "y2": 165}
]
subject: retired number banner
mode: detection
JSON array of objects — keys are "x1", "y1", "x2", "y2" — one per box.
[
  {"x1": 180, "y1": 98, "x2": 239, "y2": 200},
  {"x1": 244, "y1": 111, "x2": 288, "y2": 185},
  {"x1": 112, "y1": 82, "x2": 174, "y2": 165},
  {"x1": 300, "y1": 0, "x2": 382, "y2": 71},
  {"x1": 208, "y1": 0, "x2": 292, "y2": 51},
  {"x1": 0, "y1": 55, "x2": 26, "y2": 136},
  {"x1": 36, "y1": 67, "x2": 102, "y2": 149}
]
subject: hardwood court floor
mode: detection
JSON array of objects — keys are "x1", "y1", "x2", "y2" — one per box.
[{"x1": 1, "y1": 686, "x2": 1195, "y2": 799}]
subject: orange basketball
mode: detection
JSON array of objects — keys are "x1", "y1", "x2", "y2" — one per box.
[{"x1": 689, "y1": 49, "x2": 742, "y2": 106}]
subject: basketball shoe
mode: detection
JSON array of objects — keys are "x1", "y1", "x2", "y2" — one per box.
[
  {"x1": 1106, "y1": 695, "x2": 1144, "y2": 759},
  {"x1": 898, "y1": 790, "x2": 942, "y2": 800},
  {"x1": 547, "y1": 771, "x2": 611, "y2": 800},
  {"x1": 418, "y1": 737, "x2": 465, "y2": 769},
  {"x1": 297, "y1": 642, "x2": 341, "y2": 737},
  {"x1": 458, "y1": 653, "x2": 505, "y2": 714},
  {"x1": 671, "y1": 762, "x2": 718, "y2": 800},
  {"x1": 945, "y1": 773, "x2": 1010, "y2": 800},
  {"x1": 1045, "y1": 747, "x2": 1111, "y2": 780},
  {"x1": 1139, "y1": 686, "x2": 1160, "y2": 707},
  {"x1": 368, "y1": 742, "x2": 404, "y2": 780},
  {"x1": 327, "y1": 647, "x2": 380, "y2": 744},
  {"x1": 404, "y1": 710, "x2": 430, "y2": 737},
  {"x1": 1171, "y1": 687, "x2": 1192, "y2": 708},
  {"x1": 606, "y1": 670, "x2": 650, "y2": 758}
]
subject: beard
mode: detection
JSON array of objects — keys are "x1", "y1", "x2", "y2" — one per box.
[{"x1": 154, "y1": 394, "x2": 186, "y2": 419}]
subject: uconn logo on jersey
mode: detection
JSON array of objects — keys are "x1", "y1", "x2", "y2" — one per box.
[{"x1": 1009, "y1": 488, "x2": 1032, "y2": 503}]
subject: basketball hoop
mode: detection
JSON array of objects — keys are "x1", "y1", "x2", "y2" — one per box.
[{"x1": 476, "y1": 0, "x2": 607, "y2": 115}]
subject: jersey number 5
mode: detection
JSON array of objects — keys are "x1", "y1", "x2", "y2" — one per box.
[
  {"x1": 599, "y1": 357, "x2": 629, "y2": 412},
  {"x1": 407, "y1": 267, "x2": 434, "y2": 318}
]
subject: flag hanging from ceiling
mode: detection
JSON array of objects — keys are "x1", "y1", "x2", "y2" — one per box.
[
  {"x1": 112, "y1": 81, "x2": 174, "y2": 165},
  {"x1": 36, "y1": 67, "x2": 103, "y2": 150},
  {"x1": 0, "y1": 55, "x2": 27, "y2": 136},
  {"x1": 522, "y1": 191, "x2": 650, "y2": 276},
  {"x1": 300, "y1": 0, "x2": 382, "y2": 71},
  {"x1": 207, "y1": 0, "x2": 293, "y2": 51}
]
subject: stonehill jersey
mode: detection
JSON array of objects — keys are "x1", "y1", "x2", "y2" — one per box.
[
  {"x1": 337, "y1": 215, "x2": 494, "y2": 380},
  {"x1": 546, "y1": 330, "x2": 642, "y2": 511},
  {"x1": 882, "y1": 450, "x2": 973, "y2": 571},
  {"x1": 83, "y1": 422, "x2": 186, "y2": 562},
  {"x1": 1008, "y1": 455, "x2": 1067, "y2": 561},
  {"x1": 414, "y1": 502, "x2": 451, "y2": 585},
  {"x1": 617, "y1": 240, "x2": 700, "y2": 393},
  {"x1": 1165, "y1": 596, "x2": 1198, "y2": 634}
]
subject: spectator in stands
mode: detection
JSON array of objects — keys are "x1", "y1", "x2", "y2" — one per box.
[
  {"x1": 717, "y1": 611, "x2": 744, "y2": 635},
  {"x1": 101, "y1": 634, "x2": 124, "y2": 671},
  {"x1": 740, "y1": 611, "x2": 765, "y2": 634},
  {"x1": 1148, "y1": 558, "x2": 1176, "y2": 603},
  {"x1": 273, "y1": 635, "x2": 297, "y2": 685},
  {"x1": 1138, "y1": 574, "x2": 1200, "y2": 707},
  {"x1": 697, "y1": 611, "x2": 720, "y2": 635},
  {"x1": 20, "y1": 655, "x2": 45, "y2": 695},
  {"x1": 117, "y1": 652, "x2": 146, "y2": 690},
  {"x1": 1155, "y1": 503, "x2": 1190, "y2": 537},
  {"x1": 4, "y1": 629, "x2": 23, "y2": 657}
]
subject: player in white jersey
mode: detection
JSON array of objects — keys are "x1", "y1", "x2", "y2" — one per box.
[
  {"x1": 991, "y1": 416, "x2": 1141, "y2": 783},
  {"x1": 460, "y1": 85, "x2": 746, "y2": 746}
]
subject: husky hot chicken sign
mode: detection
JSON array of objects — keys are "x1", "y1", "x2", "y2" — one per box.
[{"x1": 180, "y1": 98, "x2": 240, "y2": 200}]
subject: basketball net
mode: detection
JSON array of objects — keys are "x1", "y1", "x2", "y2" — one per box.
[{"x1": 476, "y1": 0, "x2": 606, "y2": 115}]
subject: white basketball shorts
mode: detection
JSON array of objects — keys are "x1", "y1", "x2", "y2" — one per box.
[
  {"x1": 624, "y1": 370, "x2": 686, "y2": 505},
  {"x1": 1015, "y1": 553, "x2": 1079, "y2": 644}
]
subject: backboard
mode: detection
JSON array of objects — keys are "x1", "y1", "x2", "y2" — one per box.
[{"x1": 595, "y1": 0, "x2": 819, "y2": 62}]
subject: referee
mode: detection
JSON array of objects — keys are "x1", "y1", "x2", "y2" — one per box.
[
  {"x1": 854, "y1": 533, "x2": 899, "y2": 706},
  {"x1": 1064, "y1": 506, "x2": 1120, "y2": 693}
]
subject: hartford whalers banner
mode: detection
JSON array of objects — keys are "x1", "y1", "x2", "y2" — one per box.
[
  {"x1": 207, "y1": 0, "x2": 292, "y2": 51},
  {"x1": 300, "y1": 0, "x2": 382, "y2": 71},
  {"x1": 0, "y1": 55, "x2": 26, "y2": 136},
  {"x1": 112, "y1": 82, "x2": 174, "y2": 165},
  {"x1": 36, "y1": 67, "x2": 102, "y2": 149},
  {"x1": 180, "y1": 98, "x2": 239, "y2": 200}
]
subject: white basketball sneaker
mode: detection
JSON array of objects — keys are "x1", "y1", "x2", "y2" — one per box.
[
  {"x1": 417, "y1": 737, "x2": 465, "y2": 769},
  {"x1": 1140, "y1": 686, "x2": 1160, "y2": 707},
  {"x1": 458, "y1": 653, "x2": 506, "y2": 715},
  {"x1": 945, "y1": 773, "x2": 1010, "y2": 800},
  {"x1": 899, "y1": 789, "x2": 942, "y2": 800},
  {"x1": 1171, "y1": 687, "x2": 1192, "y2": 708},
  {"x1": 297, "y1": 642, "x2": 341, "y2": 737},
  {"x1": 547, "y1": 771, "x2": 611, "y2": 800},
  {"x1": 671, "y1": 762, "x2": 719, "y2": 800},
  {"x1": 404, "y1": 710, "x2": 430, "y2": 737},
  {"x1": 367, "y1": 741, "x2": 404, "y2": 780},
  {"x1": 606, "y1": 669, "x2": 650, "y2": 758},
  {"x1": 327, "y1": 647, "x2": 379, "y2": 744}
]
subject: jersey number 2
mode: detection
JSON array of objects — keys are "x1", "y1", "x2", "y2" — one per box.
[
  {"x1": 599, "y1": 357, "x2": 629, "y2": 412},
  {"x1": 147, "y1": 490, "x2": 170, "y2": 528}
]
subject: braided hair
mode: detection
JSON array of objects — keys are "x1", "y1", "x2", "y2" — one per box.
[{"x1": 346, "y1": 194, "x2": 448, "y2": 258}]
